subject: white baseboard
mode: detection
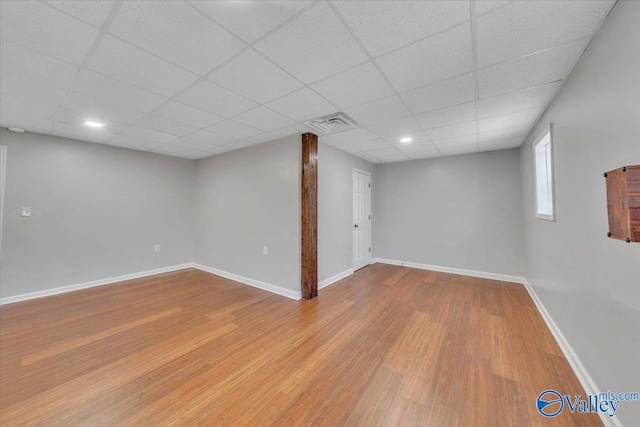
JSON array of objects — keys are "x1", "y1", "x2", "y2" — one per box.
[
  {"x1": 522, "y1": 280, "x2": 622, "y2": 427},
  {"x1": 372, "y1": 258, "x2": 526, "y2": 284},
  {"x1": 191, "y1": 263, "x2": 301, "y2": 300},
  {"x1": 319, "y1": 268, "x2": 353, "y2": 290},
  {"x1": 0, "y1": 263, "x2": 193, "y2": 305}
]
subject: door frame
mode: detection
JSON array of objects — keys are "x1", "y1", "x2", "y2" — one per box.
[{"x1": 352, "y1": 168, "x2": 372, "y2": 271}]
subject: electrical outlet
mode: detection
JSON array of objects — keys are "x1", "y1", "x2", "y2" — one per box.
[
  {"x1": 21, "y1": 207, "x2": 32, "y2": 217},
  {"x1": 263, "y1": 246, "x2": 268, "y2": 256},
  {"x1": 154, "y1": 245, "x2": 161, "y2": 253}
]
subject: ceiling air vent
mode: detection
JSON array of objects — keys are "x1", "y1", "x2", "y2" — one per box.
[{"x1": 304, "y1": 112, "x2": 357, "y2": 135}]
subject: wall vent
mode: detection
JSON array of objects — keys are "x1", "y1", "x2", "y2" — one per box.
[{"x1": 304, "y1": 112, "x2": 357, "y2": 135}]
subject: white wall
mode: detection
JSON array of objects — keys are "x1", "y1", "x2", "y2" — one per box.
[
  {"x1": 317, "y1": 141, "x2": 374, "y2": 283},
  {"x1": 0, "y1": 128, "x2": 195, "y2": 299},
  {"x1": 193, "y1": 135, "x2": 301, "y2": 295},
  {"x1": 373, "y1": 148, "x2": 525, "y2": 277},
  {"x1": 519, "y1": 2, "x2": 640, "y2": 425}
]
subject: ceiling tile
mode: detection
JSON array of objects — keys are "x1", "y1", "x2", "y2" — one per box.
[
  {"x1": 0, "y1": 110, "x2": 55, "y2": 132},
  {"x1": 1, "y1": 73, "x2": 68, "y2": 108},
  {"x1": 58, "y1": 100, "x2": 144, "y2": 132},
  {"x1": 310, "y1": 62, "x2": 394, "y2": 109},
  {"x1": 207, "y1": 120, "x2": 262, "y2": 139},
  {"x1": 367, "y1": 146, "x2": 403, "y2": 156},
  {"x1": 479, "y1": 125, "x2": 531, "y2": 144},
  {"x1": 121, "y1": 126, "x2": 178, "y2": 144},
  {"x1": 109, "y1": 1, "x2": 245, "y2": 76},
  {"x1": 333, "y1": 1, "x2": 469, "y2": 57},
  {"x1": 73, "y1": 70, "x2": 168, "y2": 112},
  {"x1": 135, "y1": 115, "x2": 199, "y2": 137},
  {"x1": 0, "y1": 1, "x2": 99, "y2": 64},
  {"x1": 265, "y1": 88, "x2": 337, "y2": 122},
  {"x1": 221, "y1": 139, "x2": 258, "y2": 150},
  {"x1": 426, "y1": 121, "x2": 477, "y2": 141},
  {"x1": 254, "y1": 2, "x2": 368, "y2": 84},
  {"x1": 478, "y1": 107, "x2": 544, "y2": 133},
  {"x1": 345, "y1": 95, "x2": 410, "y2": 126},
  {"x1": 478, "y1": 37, "x2": 589, "y2": 98},
  {"x1": 188, "y1": 129, "x2": 236, "y2": 146},
  {"x1": 52, "y1": 122, "x2": 115, "y2": 143},
  {"x1": 476, "y1": 0, "x2": 614, "y2": 67},
  {"x1": 479, "y1": 137, "x2": 524, "y2": 151},
  {"x1": 176, "y1": 80, "x2": 257, "y2": 118},
  {"x1": 431, "y1": 133, "x2": 478, "y2": 148},
  {"x1": 377, "y1": 24, "x2": 473, "y2": 92},
  {"x1": 44, "y1": 0, "x2": 116, "y2": 28},
  {"x1": 88, "y1": 35, "x2": 199, "y2": 97},
  {"x1": 0, "y1": 41, "x2": 79, "y2": 89},
  {"x1": 0, "y1": 93, "x2": 60, "y2": 119},
  {"x1": 400, "y1": 73, "x2": 476, "y2": 115},
  {"x1": 347, "y1": 139, "x2": 391, "y2": 151},
  {"x1": 192, "y1": 1, "x2": 312, "y2": 44},
  {"x1": 153, "y1": 100, "x2": 224, "y2": 129},
  {"x1": 478, "y1": 82, "x2": 561, "y2": 119},
  {"x1": 246, "y1": 132, "x2": 280, "y2": 144},
  {"x1": 330, "y1": 128, "x2": 379, "y2": 144},
  {"x1": 415, "y1": 102, "x2": 477, "y2": 130},
  {"x1": 230, "y1": 106, "x2": 296, "y2": 132},
  {"x1": 270, "y1": 123, "x2": 315, "y2": 138},
  {"x1": 393, "y1": 139, "x2": 438, "y2": 154},
  {"x1": 368, "y1": 116, "x2": 422, "y2": 139},
  {"x1": 438, "y1": 144, "x2": 478, "y2": 156},
  {"x1": 384, "y1": 131, "x2": 432, "y2": 148},
  {"x1": 209, "y1": 50, "x2": 303, "y2": 104}
]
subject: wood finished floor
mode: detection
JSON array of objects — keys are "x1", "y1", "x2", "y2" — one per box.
[{"x1": 0, "y1": 265, "x2": 601, "y2": 426}]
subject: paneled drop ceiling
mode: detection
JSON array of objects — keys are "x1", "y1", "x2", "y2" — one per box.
[{"x1": 0, "y1": 0, "x2": 615, "y2": 163}]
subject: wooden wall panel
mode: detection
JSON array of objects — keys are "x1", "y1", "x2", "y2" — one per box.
[
  {"x1": 605, "y1": 165, "x2": 640, "y2": 243},
  {"x1": 301, "y1": 133, "x2": 318, "y2": 299}
]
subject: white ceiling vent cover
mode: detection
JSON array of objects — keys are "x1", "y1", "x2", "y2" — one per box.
[{"x1": 304, "y1": 112, "x2": 358, "y2": 135}]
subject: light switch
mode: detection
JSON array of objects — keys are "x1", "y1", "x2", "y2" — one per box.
[
  {"x1": 263, "y1": 246, "x2": 268, "y2": 256},
  {"x1": 21, "y1": 207, "x2": 31, "y2": 217}
]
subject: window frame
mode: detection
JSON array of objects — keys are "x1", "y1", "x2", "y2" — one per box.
[{"x1": 533, "y1": 123, "x2": 556, "y2": 222}]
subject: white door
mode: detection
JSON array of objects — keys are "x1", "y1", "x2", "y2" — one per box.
[{"x1": 353, "y1": 170, "x2": 371, "y2": 271}]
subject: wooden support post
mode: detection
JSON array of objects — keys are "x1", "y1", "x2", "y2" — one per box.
[{"x1": 301, "y1": 133, "x2": 318, "y2": 299}]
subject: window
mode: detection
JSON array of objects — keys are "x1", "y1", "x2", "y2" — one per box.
[{"x1": 533, "y1": 124, "x2": 555, "y2": 221}]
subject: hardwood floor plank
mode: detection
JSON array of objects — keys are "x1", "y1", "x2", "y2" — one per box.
[{"x1": 0, "y1": 266, "x2": 603, "y2": 426}]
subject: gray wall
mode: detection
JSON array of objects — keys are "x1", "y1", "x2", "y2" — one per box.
[
  {"x1": 373, "y1": 149, "x2": 524, "y2": 277},
  {"x1": 0, "y1": 128, "x2": 195, "y2": 298},
  {"x1": 194, "y1": 135, "x2": 300, "y2": 293},
  {"x1": 519, "y1": 2, "x2": 640, "y2": 424},
  {"x1": 317, "y1": 141, "x2": 374, "y2": 282}
]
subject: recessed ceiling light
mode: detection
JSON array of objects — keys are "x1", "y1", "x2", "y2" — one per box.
[
  {"x1": 85, "y1": 121, "x2": 104, "y2": 128},
  {"x1": 400, "y1": 137, "x2": 412, "y2": 143}
]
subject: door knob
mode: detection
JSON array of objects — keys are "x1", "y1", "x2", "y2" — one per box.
[{"x1": 354, "y1": 224, "x2": 359, "y2": 228}]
